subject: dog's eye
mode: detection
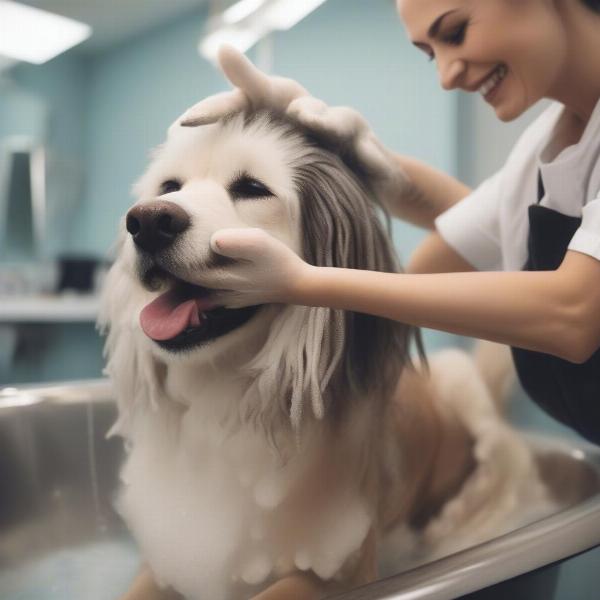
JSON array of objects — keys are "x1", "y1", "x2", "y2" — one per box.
[
  {"x1": 229, "y1": 175, "x2": 274, "y2": 199},
  {"x1": 159, "y1": 179, "x2": 182, "y2": 195}
]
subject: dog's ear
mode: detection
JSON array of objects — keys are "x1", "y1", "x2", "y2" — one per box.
[
  {"x1": 237, "y1": 136, "x2": 419, "y2": 439},
  {"x1": 98, "y1": 232, "x2": 167, "y2": 438},
  {"x1": 295, "y1": 151, "x2": 419, "y2": 421}
]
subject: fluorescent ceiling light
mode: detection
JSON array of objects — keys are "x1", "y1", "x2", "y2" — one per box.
[
  {"x1": 0, "y1": 0, "x2": 91, "y2": 65},
  {"x1": 200, "y1": 0, "x2": 327, "y2": 62}
]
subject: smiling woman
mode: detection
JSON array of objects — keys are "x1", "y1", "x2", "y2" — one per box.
[{"x1": 397, "y1": 0, "x2": 583, "y2": 122}]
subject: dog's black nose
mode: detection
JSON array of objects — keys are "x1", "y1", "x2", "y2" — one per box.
[{"x1": 126, "y1": 201, "x2": 191, "y2": 253}]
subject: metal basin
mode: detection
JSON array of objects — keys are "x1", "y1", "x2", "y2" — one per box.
[{"x1": 1, "y1": 380, "x2": 599, "y2": 600}]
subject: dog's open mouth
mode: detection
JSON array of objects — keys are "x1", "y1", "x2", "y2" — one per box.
[{"x1": 139, "y1": 277, "x2": 260, "y2": 352}]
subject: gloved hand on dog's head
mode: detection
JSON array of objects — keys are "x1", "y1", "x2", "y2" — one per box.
[{"x1": 179, "y1": 45, "x2": 410, "y2": 210}]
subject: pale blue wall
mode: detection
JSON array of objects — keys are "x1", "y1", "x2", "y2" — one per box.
[{"x1": 1, "y1": 51, "x2": 88, "y2": 151}]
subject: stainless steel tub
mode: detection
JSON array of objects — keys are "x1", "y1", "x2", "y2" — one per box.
[{"x1": 1, "y1": 380, "x2": 599, "y2": 600}]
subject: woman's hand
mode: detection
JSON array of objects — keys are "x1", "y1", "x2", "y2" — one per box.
[{"x1": 199, "y1": 228, "x2": 314, "y2": 308}]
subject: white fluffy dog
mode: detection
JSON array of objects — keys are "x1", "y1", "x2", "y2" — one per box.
[{"x1": 99, "y1": 109, "x2": 555, "y2": 600}]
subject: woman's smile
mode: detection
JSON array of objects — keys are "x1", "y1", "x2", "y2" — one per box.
[{"x1": 478, "y1": 64, "x2": 508, "y2": 104}]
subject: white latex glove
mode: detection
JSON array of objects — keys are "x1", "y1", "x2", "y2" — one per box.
[
  {"x1": 198, "y1": 228, "x2": 312, "y2": 308},
  {"x1": 179, "y1": 46, "x2": 409, "y2": 205}
]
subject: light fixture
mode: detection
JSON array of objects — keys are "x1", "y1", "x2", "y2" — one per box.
[
  {"x1": 0, "y1": 0, "x2": 91, "y2": 65},
  {"x1": 200, "y1": 0, "x2": 327, "y2": 62}
]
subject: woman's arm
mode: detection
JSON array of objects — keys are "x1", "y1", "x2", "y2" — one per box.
[
  {"x1": 296, "y1": 250, "x2": 600, "y2": 363},
  {"x1": 206, "y1": 230, "x2": 600, "y2": 363},
  {"x1": 388, "y1": 155, "x2": 472, "y2": 230}
]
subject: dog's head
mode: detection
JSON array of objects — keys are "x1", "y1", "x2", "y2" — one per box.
[{"x1": 100, "y1": 110, "x2": 420, "y2": 438}]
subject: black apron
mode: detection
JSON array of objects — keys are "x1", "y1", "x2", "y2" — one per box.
[{"x1": 511, "y1": 173, "x2": 600, "y2": 444}]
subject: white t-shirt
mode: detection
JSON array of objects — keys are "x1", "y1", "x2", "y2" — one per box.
[{"x1": 435, "y1": 98, "x2": 600, "y2": 272}]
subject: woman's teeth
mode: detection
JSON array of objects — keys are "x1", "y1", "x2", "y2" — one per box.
[{"x1": 479, "y1": 65, "x2": 508, "y2": 97}]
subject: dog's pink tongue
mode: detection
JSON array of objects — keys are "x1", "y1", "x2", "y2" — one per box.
[{"x1": 140, "y1": 291, "x2": 211, "y2": 341}]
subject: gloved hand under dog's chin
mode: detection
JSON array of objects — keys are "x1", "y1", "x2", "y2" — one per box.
[{"x1": 197, "y1": 227, "x2": 312, "y2": 309}]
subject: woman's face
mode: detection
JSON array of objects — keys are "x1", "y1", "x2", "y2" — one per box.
[{"x1": 397, "y1": 0, "x2": 568, "y2": 121}]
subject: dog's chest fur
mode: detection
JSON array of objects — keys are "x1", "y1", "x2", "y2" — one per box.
[{"x1": 117, "y1": 374, "x2": 374, "y2": 600}]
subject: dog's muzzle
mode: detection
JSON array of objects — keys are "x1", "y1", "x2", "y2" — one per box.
[{"x1": 125, "y1": 201, "x2": 262, "y2": 352}]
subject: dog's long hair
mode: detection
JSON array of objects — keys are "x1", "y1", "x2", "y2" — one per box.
[{"x1": 100, "y1": 110, "x2": 422, "y2": 446}]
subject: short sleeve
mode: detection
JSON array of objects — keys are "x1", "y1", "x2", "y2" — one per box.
[
  {"x1": 434, "y1": 170, "x2": 504, "y2": 271},
  {"x1": 568, "y1": 196, "x2": 600, "y2": 260}
]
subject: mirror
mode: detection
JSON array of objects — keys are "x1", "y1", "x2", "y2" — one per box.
[{"x1": 0, "y1": 137, "x2": 44, "y2": 259}]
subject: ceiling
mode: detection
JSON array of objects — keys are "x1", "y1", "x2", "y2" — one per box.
[{"x1": 18, "y1": 0, "x2": 212, "y2": 52}]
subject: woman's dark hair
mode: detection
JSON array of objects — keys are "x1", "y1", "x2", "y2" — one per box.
[{"x1": 582, "y1": 0, "x2": 600, "y2": 13}]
